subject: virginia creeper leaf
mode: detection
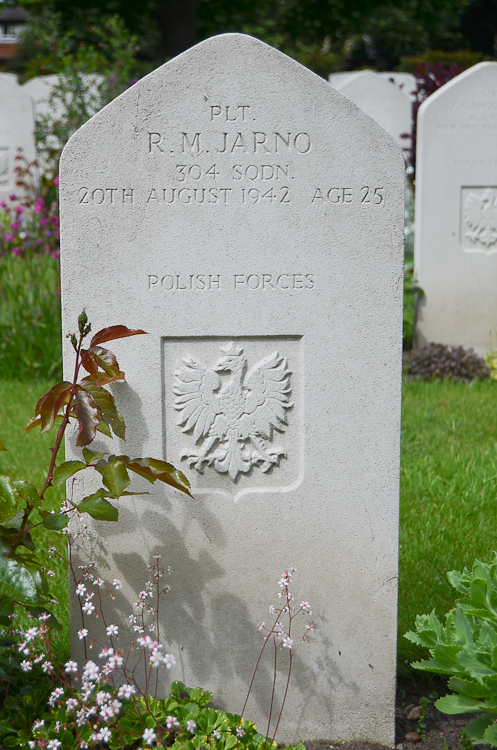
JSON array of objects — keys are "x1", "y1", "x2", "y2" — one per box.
[
  {"x1": 38, "y1": 381, "x2": 73, "y2": 433},
  {"x1": 81, "y1": 370, "x2": 125, "y2": 387},
  {"x1": 82, "y1": 447, "x2": 106, "y2": 464},
  {"x1": 0, "y1": 439, "x2": 6, "y2": 452},
  {"x1": 96, "y1": 420, "x2": 112, "y2": 438},
  {"x1": 89, "y1": 346, "x2": 120, "y2": 379},
  {"x1": 42, "y1": 514, "x2": 68, "y2": 530},
  {"x1": 83, "y1": 383, "x2": 126, "y2": 439},
  {"x1": 24, "y1": 414, "x2": 42, "y2": 433},
  {"x1": 127, "y1": 458, "x2": 191, "y2": 496},
  {"x1": 13, "y1": 480, "x2": 41, "y2": 508},
  {"x1": 52, "y1": 461, "x2": 86, "y2": 488},
  {"x1": 90, "y1": 325, "x2": 147, "y2": 347},
  {"x1": 0, "y1": 476, "x2": 18, "y2": 522},
  {"x1": 94, "y1": 456, "x2": 130, "y2": 496},
  {"x1": 78, "y1": 494, "x2": 118, "y2": 522},
  {"x1": 81, "y1": 348, "x2": 98, "y2": 376},
  {"x1": 74, "y1": 386, "x2": 100, "y2": 446},
  {"x1": 0, "y1": 554, "x2": 39, "y2": 604}
]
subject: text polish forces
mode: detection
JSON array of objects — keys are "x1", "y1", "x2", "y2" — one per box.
[{"x1": 147, "y1": 273, "x2": 315, "y2": 291}]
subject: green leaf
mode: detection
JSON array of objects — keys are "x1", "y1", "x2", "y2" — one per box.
[
  {"x1": 0, "y1": 476, "x2": 18, "y2": 523},
  {"x1": 12, "y1": 480, "x2": 41, "y2": 509},
  {"x1": 465, "y1": 715, "x2": 495, "y2": 744},
  {"x1": 0, "y1": 553, "x2": 39, "y2": 604},
  {"x1": 52, "y1": 461, "x2": 86, "y2": 488},
  {"x1": 78, "y1": 494, "x2": 118, "y2": 522},
  {"x1": 484, "y1": 723, "x2": 497, "y2": 747},
  {"x1": 74, "y1": 386, "x2": 100, "y2": 447},
  {"x1": 435, "y1": 694, "x2": 483, "y2": 714},
  {"x1": 83, "y1": 382, "x2": 126, "y2": 440},
  {"x1": 127, "y1": 457, "x2": 191, "y2": 496},
  {"x1": 449, "y1": 677, "x2": 493, "y2": 699},
  {"x1": 94, "y1": 456, "x2": 130, "y2": 496},
  {"x1": 42, "y1": 513, "x2": 68, "y2": 530},
  {"x1": 82, "y1": 447, "x2": 106, "y2": 464}
]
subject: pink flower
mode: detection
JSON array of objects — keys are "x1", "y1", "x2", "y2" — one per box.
[
  {"x1": 15, "y1": 205, "x2": 23, "y2": 213},
  {"x1": 54, "y1": 175, "x2": 59, "y2": 186},
  {"x1": 9, "y1": 194, "x2": 16, "y2": 201},
  {"x1": 12, "y1": 247, "x2": 21, "y2": 256},
  {"x1": 11, "y1": 222, "x2": 19, "y2": 230},
  {"x1": 0, "y1": 200, "x2": 5, "y2": 207},
  {"x1": 4, "y1": 233, "x2": 13, "y2": 241}
]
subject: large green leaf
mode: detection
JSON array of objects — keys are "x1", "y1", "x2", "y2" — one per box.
[
  {"x1": 484, "y1": 723, "x2": 497, "y2": 747},
  {"x1": 449, "y1": 676, "x2": 492, "y2": 699},
  {"x1": 52, "y1": 461, "x2": 86, "y2": 488},
  {"x1": 435, "y1": 694, "x2": 483, "y2": 714},
  {"x1": 94, "y1": 456, "x2": 130, "y2": 496},
  {"x1": 78, "y1": 494, "x2": 118, "y2": 522},
  {"x1": 0, "y1": 476, "x2": 18, "y2": 523},
  {"x1": 0, "y1": 553, "x2": 39, "y2": 604},
  {"x1": 465, "y1": 716, "x2": 495, "y2": 744},
  {"x1": 13, "y1": 480, "x2": 41, "y2": 509},
  {"x1": 82, "y1": 447, "x2": 106, "y2": 464},
  {"x1": 42, "y1": 513, "x2": 68, "y2": 530},
  {"x1": 127, "y1": 457, "x2": 191, "y2": 496}
]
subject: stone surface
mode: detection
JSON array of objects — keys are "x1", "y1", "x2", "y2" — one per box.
[
  {"x1": 60, "y1": 33, "x2": 404, "y2": 745},
  {"x1": 0, "y1": 77, "x2": 35, "y2": 202},
  {"x1": 414, "y1": 62, "x2": 497, "y2": 354},
  {"x1": 378, "y1": 72, "x2": 416, "y2": 99},
  {"x1": 0, "y1": 72, "x2": 18, "y2": 85},
  {"x1": 336, "y1": 71, "x2": 412, "y2": 159},
  {"x1": 328, "y1": 71, "x2": 355, "y2": 87},
  {"x1": 22, "y1": 75, "x2": 60, "y2": 117}
]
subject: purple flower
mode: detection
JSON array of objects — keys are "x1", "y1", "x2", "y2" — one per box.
[
  {"x1": 54, "y1": 176, "x2": 59, "y2": 186},
  {"x1": 11, "y1": 222, "x2": 19, "y2": 230},
  {"x1": 15, "y1": 206, "x2": 23, "y2": 213},
  {"x1": 5, "y1": 233, "x2": 13, "y2": 242},
  {"x1": 12, "y1": 247, "x2": 21, "y2": 256}
]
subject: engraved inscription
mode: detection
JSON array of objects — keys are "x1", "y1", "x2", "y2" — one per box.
[
  {"x1": 148, "y1": 273, "x2": 315, "y2": 291},
  {"x1": 311, "y1": 186, "x2": 384, "y2": 204},
  {"x1": 174, "y1": 342, "x2": 292, "y2": 481},
  {"x1": 461, "y1": 187, "x2": 497, "y2": 251}
]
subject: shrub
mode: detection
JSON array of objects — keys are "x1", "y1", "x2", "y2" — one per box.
[{"x1": 406, "y1": 343, "x2": 489, "y2": 382}]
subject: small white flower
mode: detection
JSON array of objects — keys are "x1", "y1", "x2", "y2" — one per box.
[
  {"x1": 186, "y1": 720, "x2": 197, "y2": 733},
  {"x1": 78, "y1": 628, "x2": 88, "y2": 639},
  {"x1": 163, "y1": 653, "x2": 176, "y2": 669},
  {"x1": 94, "y1": 577, "x2": 104, "y2": 587},
  {"x1": 20, "y1": 660, "x2": 32, "y2": 672},
  {"x1": 76, "y1": 709, "x2": 87, "y2": 726},
  {"x1": 106, "y1": 624, "x2": 118, "y2": 636},
  {"x1": 47, "y1": 741, "x2": 62, "y2": 749},
  {"x1": 48, "y1": 688, "x2": 64, "y2": 706},
  {"x1": 107, "y1": 654, "x2": 124, "y2": 669},
  {"x1": 96, "y1": 691, "x2": 110, "y2": 706},
  {"x1": 97, "y1": 726, "x2": 112, "y2": 743},
  {"x1": 83, "y1": 660, "x2": 99, "y2": 681},
  {"x1": 143, "y1": 727, "x2": 157, "y2": 745},
  {"x1": 282, "y1": 636, "x2": 293, "y2": 650},
  {"x1": 99, "y1": 647, "x2": 114, "y2": 660},
  {"x1": 64, "y1": 660, "x2": 78, "y2": 673},
  {"x1": 268, "y1": 605, "x2": 276, "y2": 614},
  {"x1": 166, "y1": 715, "x2": 179, "y2": 730},
  {"x1": 76, "y1": 584, "x2": 87, "y2": 597},
  {"x1": 236, "y1": 726, "x2": 245, "y2": 737},
  {"x1": 118, "y1": 683, "x2": 136, "y2": 698},
  {"x1": 66, "y1": 698, "x2": 79, "y2": 712},
  {"x1": 42, "y1": 660, "x2": 53, "y2": 672},
  {"x1": 25, "y1": 627, "x2": 39, "y2": 641},
  {"x1": 112, "y1": 579, "x2": 122, "y2": 590},
  {"x1": 128, "y1": 614, "x2": 137, "y2": 623},
  {"x1": 82, "y1": 601, "x2": 95, "y2": 615},
  {"x1": 47, "y1": 570, "x2": 55, "y2": 577},
  {"x1": 133, "y1": 625, "x2": 144, "y2": 633},
  {"x1": 100, "y1": 705, "x2": 114, "y2": 721},
  {"x1": 212, "y1": 730, "x2": 221, "y2": 740},
  {"x1": 33, "y1": 719, "x2": 45, "y2": 730},
  {"x1": 38, "y1": 612, "x2": 51, "y2": 622},
  {"x1": 28, "y1": 743, "x2": 35, "y2": 749},
  {"x1": 258, "y1": 622, "x2": 265, "y2": 631}
]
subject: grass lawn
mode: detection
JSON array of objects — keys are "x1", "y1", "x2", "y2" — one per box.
[
  {"x1": 1, "y1": 376, "x2": 497, "y2": 671},
  {"x1": 0, "y1": 379, "x2": 69, "y2": 660}
]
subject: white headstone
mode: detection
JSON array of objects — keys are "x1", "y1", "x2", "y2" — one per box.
[
  {"x1": 0, "y1": 72, "x2": 18, "y2": 85},
  {"x1": 60, "y1": 34, "x2": 404, "y2": 745},
  {"x1": 378, "y1": 72, "x2": 416, "y2": 99},
  {"x1": 415, "y1": 62, "x2": 497, "y2": 353},
  {"x1": 0, "y1": 77, "x2": 36, "y2": 202},
  {"x1": 328, "y1": 71, "x2": 356, "y2": 87},
  {"x1": 22, "y1": 75, "x2": 60, "y2": 117},
  {"x1": 336, "y1": 70, "x2": 412, "y2": 160}
]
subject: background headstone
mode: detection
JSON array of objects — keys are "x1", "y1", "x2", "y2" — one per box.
[
  {"x1": 414, "y1": 62, "x2": 497, "y2": 353},
  {"x1": 328, "y1": 71, "x2": 355, "y2": 87},
  {"x1": 378, "y1": 72, "x2": 416, "y2": 99},
  {"x1": 336, "y1": 70, "x2": 412, "y2": 160},
  {"x1": 60, "y1": 33, "x2": 404, "y2": 744},
  {"x1": 0, "y1": 72, "x2": 18, "y2": 85},
  {"x1": 0, "y1": 77, "x2": 36, "y2": 203},
  {"x1": 23, "y1": 74, "x2": 60, "y2": 117}
]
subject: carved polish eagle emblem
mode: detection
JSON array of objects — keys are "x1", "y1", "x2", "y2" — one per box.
[
  {"x1": 173, "y1": 342, "x2": 293, "y2": 481},
  {"x1": 464, "y1": 188, "x2": 497, "y2": 249}
]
